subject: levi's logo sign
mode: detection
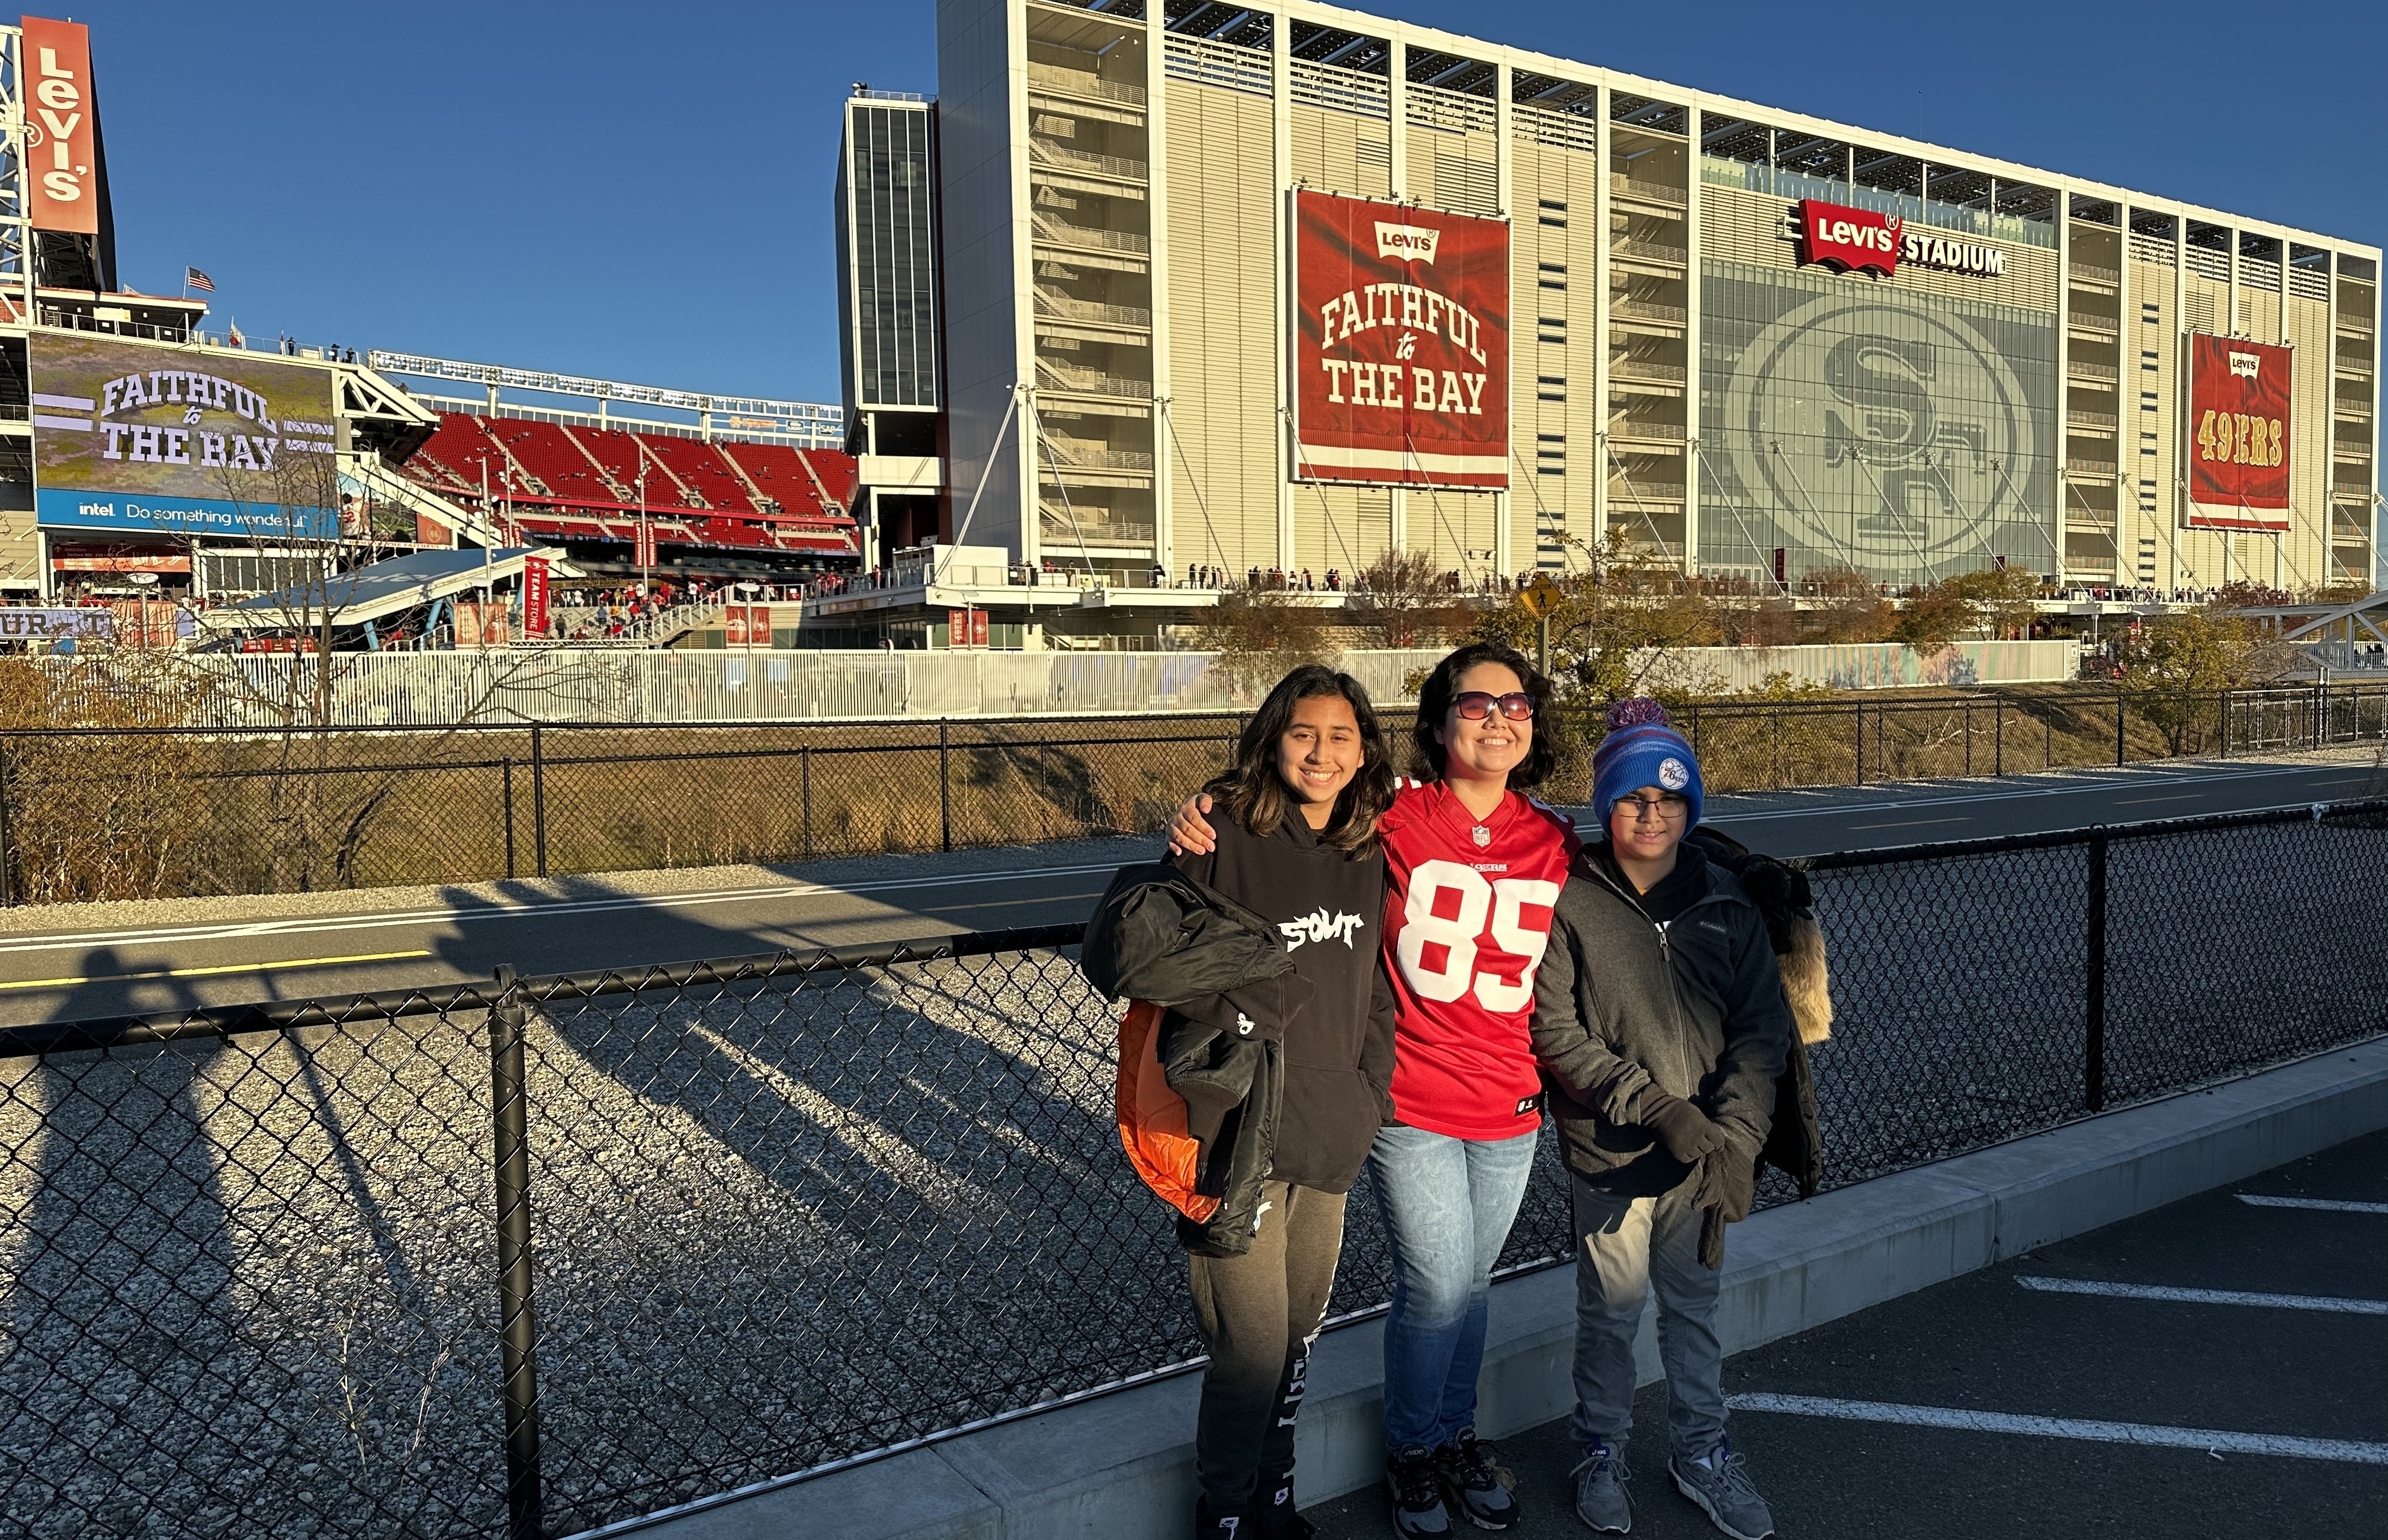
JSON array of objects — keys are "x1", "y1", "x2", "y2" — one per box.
[
  {"x1": 2230, "y1": 352, "x2": 2261, "y2": 379},
  {"x1": 1796, "y1": 199, "x2": 2008, "y2": 280},
  {"x1": 1802, "y1": 200, "x2": 1901, "y2": 274},
  {"x1": 1374, "y1": 222, "x2": 1440, "y2": 264}
]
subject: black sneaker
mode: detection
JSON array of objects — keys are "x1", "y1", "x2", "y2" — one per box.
[
  {"x1": 1431, "y1": 1429, "x2": 1520, "y2": 1531},
  {"x1": 1198, "y1": 1494, "x2": 1257, "y2": 1538},
  {"x1": 1256, "y1": 1473, "x2": 1318, "y2": 1539},
  {"x1": 1385, "y1": 1444, "x2": 1455, "y2": 1537}
]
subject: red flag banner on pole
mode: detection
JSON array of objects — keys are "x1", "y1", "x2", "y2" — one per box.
[
  {"x1": 1291, "y1": 190, "x2": 1509, "y2": 490},
  {"x1": 521, "y1": 556, "x2": 549, "y2": 638},
  {"x1": 2185, "y1": 333, "x2": 2291, "y2": 531}
]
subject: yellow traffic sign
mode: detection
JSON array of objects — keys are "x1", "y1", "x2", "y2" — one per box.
[{"x1": 1519, "y1": 573, "x2": 1562, "y2": 619}]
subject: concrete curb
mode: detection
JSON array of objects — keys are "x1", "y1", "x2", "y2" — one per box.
[{"x1": 620, "y1": 1036, "x2": 2388, "y2": 1540}]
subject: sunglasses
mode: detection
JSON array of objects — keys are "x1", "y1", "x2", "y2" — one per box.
[{"x1": 1452, "y1": 691, "x2": 1536, "y2": 722}]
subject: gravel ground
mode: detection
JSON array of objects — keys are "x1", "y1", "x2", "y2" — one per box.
[{"x1": 3, "y1": 813, "x2": 2384, "y2": 1538}]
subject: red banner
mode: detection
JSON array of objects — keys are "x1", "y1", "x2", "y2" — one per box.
[
  {"x1": 724, "y1": 605, "x2": 749, "y2": 646},
  {"x1": 22, "y1": 17, "x2": 99, "y2": 236},
  {"x1": 1292, "y1": 191, "x2": 1508, "y2": 489},
  {"x1": 521, "y1": 556, "x2": 549, "y2": 638},
  {"x1": 2186, "y1": 334, "x2": 2292, "y2": 530}
]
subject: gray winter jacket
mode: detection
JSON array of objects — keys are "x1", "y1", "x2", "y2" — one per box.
[{"x1": 1530, "y1": 841, "x2": 1793, "y2": 1188}]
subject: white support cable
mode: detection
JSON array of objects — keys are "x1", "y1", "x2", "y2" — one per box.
[
  {"x1": 1985, "y1": 456, "x2": 2062, "y2": 569},
  {"x1": 1158, "y1": 397, "x2": 1233, "y2": 578},
  {"x1": 1284, "y1": 418, "x2": 1363, "y2": 579},
  {"x1": 2060, "y1": 471, "x2": 2130, "y2": 580},
  {"x1": 1690, "y1": 441, "x2": 1789, "y2": 598},
  {"x1": 948, "y1": 387, "x2": 1022, "y2": 574},
  {"x1": 1508, "y1": 444, "x2": 1585, "y2": 573},
  {"x1": 1600, "y1": 433, "x2": 1690, "y2": 579},
  {"x1": 1402, "y1": 434, "x2": 1481, "y2": 588},
  {"x1": 1845, "y1": 451, "x2": 1940, "y2": 585},
  {"x1": 1023, "y1": 391, "x2": 1099, "y2": 577},
  {"x1": 1770, "y1": 445, "x2": 1861, "y2": 574}
]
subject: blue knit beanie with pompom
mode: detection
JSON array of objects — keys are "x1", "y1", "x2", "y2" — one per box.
[{"x1": 1591, "y1": 697, "x2": 1704, "y2": 830}]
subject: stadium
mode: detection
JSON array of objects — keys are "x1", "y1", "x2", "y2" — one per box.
[
  {"x1": 0, "y1": 15, "x2": 867, "y2": 651},
  {"x1": 887, "y1": 0, "x2": 2383, "y2": 647},
  {"x1": 0, "y1": 5, "x2": 2376, "y2": 656}
]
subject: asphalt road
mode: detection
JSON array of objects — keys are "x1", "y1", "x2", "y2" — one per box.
[
  {"x1": 1308, "y1": 1127, "x2": 2388, "y2": 1539},
  {"x1": 0, "y1": 751, "x2": 2376, "y2": 1025}
]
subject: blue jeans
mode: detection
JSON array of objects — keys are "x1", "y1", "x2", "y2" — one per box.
[{"x1": 1368, "y1": 1122, "x2": 1542, "y2": 1452}]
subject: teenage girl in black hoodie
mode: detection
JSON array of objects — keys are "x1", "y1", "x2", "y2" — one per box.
[{"x1": 1172, "y1": 664, "x2": 1400, "y2": 1539}]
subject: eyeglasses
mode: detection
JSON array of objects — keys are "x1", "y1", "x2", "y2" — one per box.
[
  {"x1": 1452, "y1": 691, "x2": 1536, "y2": 722},
  {"x1": 1616, "y1": 794, "x2": 1690, "y2": 824}
]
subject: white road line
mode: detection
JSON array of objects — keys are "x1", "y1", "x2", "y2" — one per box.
[
  {"x1": 0, "y1": 860, "x2": 1131, "y2": 957},
  {"x1": 1697, "y1": 762, "x2": 2355, "y2": 824},
  {"x1": 1724, "y1": 1393, "x2": 2388, "y2": 1465},
  {"x1": 2016, "y1": 1275, "x2": 2388, "y2": 1314},
  {"x1": 2238, "y1": 1194, "x2": 2388, "y2": 1215}
]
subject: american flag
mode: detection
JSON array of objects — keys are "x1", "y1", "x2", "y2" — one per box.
[{"x1": 185, "y1": 266, "x2": 216, "y2": 293}]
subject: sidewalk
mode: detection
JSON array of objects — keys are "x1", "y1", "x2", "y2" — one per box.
[{"x1": 1307, "y1": 1127, "x2": 2388, "y2": 1539}]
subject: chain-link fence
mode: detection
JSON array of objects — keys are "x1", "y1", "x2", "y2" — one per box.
[
  {"x1": 5, "y1": 682, "x2": 2387, "y2": 906},
  {"x1": 5, "y1": 803, "x2": 2387, "y2": 1538}
]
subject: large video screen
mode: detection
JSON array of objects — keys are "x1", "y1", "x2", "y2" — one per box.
[
  {"x1": 1291, "y1": 189, "x2": 1509, "y2": 490},
  {"x1": 1697, "y1": 259, "x2": 2059, "y2": 587},
  {"x1": 30, "y1": 332, "x2": 341, "y2": 539}
]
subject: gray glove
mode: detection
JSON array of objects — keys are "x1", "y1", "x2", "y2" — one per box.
[{"x1": 1640, "y1": 1094, "x2": 1729, "y2": 1163}]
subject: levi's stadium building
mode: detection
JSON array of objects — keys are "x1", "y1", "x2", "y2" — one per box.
[{"x1": 920, "y1": 0, "x2": 2383, "y2": 619}]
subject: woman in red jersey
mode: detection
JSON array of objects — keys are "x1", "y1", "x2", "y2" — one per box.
[{"x1": 1170, "y1": 641, "x2": 1576, "y2": 1538}]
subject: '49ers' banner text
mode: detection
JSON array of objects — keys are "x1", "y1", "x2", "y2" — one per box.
[
  {"x1": 2185, "y1": 333, "x2": 2291, "y2": 531},
  {"x1": 1292, "y1": 191, "x2": 1508, "y2": 489}
]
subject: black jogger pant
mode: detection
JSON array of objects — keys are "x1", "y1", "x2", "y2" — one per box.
[{"x1": 1186, "y1": 1179, "x2": 1347, "y2": 1514}]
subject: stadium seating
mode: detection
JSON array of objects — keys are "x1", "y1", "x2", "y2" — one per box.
[
  {"x1": 396, "y1": 412, "x2": 862, "y2": 566},
  {"x1": 643, "y1": 434, "x2": 759, "y2": 514},
  {"x1": 719, "y1": 441, "x2": 858, "y2": 521},
  {"x1": 485, "y1": 419, "x2": 621, "y2": 504}
]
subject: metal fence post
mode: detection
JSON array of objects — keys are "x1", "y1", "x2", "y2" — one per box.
[
  {"x1": 801, "y1": 746, "x2": 813, "y2": 862},
  {"x1": 1853, "y1": 702, "x2": 1863, "y2": 785},
  {"x1": 0, "y1": 741, "x2": 14, "y2": 908},
  {"x1": 489, "y1": 965, "x2": 544, "y2": 1540},
  {"x1": 531, "y1": 726, "x2": 548, "y2": 878},
  {"x1": 2114, "y1": 690, "x2": 2125, "y2": 767},
  {"x1": 1963, "y1": 699, "x2": 1973, "y2": 777},
  {"x1": 2084, "y1": 831, "x2": 2108, "y2": 1114},
  {"x1": 2219, "y1": 689, "x2": 2230, "y2": 758},
  {"x1": 502, "y1": 758, "x2": 517, "y2": 881},
  {"x1": 1993, "y1": 697, "x2": 2004, "y2": 777},
  {"x1": 939, "y1": 723, "x2": 952, "y2": 853}
]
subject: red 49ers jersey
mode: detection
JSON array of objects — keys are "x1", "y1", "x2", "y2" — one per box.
[{"x1": 1378, "y1": 779, "x2": 1580, "y2": 1140}]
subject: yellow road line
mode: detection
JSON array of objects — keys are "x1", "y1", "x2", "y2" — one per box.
[{"x1": 0, "y1": 949, "x2": 433, "y2": 992}]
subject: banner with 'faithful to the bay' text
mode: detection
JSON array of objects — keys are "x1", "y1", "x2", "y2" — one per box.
[{"x1": 1292, "y1": 190, "x2": 1508, "y2": 490}]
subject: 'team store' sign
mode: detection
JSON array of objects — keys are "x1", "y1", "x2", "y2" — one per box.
[{"x1": 1794, "y1": 199, "x2": 2008, "y2": 280}]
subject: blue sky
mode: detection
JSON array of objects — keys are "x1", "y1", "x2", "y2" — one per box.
[{"x1": 73, "y1": 1, "x2": 2388, "y2": 409}]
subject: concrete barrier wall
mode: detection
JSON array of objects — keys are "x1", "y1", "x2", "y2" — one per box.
[{"x1": 137, "y1": 640, "x2": 2078, "y2": 727}]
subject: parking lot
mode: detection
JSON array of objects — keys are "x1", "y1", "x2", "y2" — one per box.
[{"x1": 1309, "y1": 1127, "x2": 2388, "y2": 1538}]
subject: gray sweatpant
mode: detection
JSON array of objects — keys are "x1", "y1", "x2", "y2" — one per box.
[
  {"x1": 1186, "y1": 1180, "x2": 1346, "y2": 1513},
  {"x1": 1568, "y1": 1175, "x2": 1726, "y2": 1461}
]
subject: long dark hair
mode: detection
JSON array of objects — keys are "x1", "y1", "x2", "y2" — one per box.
[
  {"x1": 1203, "y1": 665, "x2": 1397, "y2": 855},
  {"x1": 1412, "y1": 640, "x2": 1557, "y2": 789}
]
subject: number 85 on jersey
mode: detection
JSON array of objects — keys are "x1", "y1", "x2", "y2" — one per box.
[{"x1": 1394, "y1": 859, "x2": 1562, "y2": 1013}]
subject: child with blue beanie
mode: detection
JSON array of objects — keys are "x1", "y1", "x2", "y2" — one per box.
[{"x1": 1530, "y1": 699, "x2": 1792, "y2": 1540}]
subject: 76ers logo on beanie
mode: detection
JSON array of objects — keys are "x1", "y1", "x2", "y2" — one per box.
[{"x1": 1658, "y1": 758, "x2": 1690, "y2": 791}]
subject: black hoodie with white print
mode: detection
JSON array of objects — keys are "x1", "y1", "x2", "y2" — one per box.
[{"x1": 1171, "y1": 810, "x2": 1397, "y2": 1194}]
